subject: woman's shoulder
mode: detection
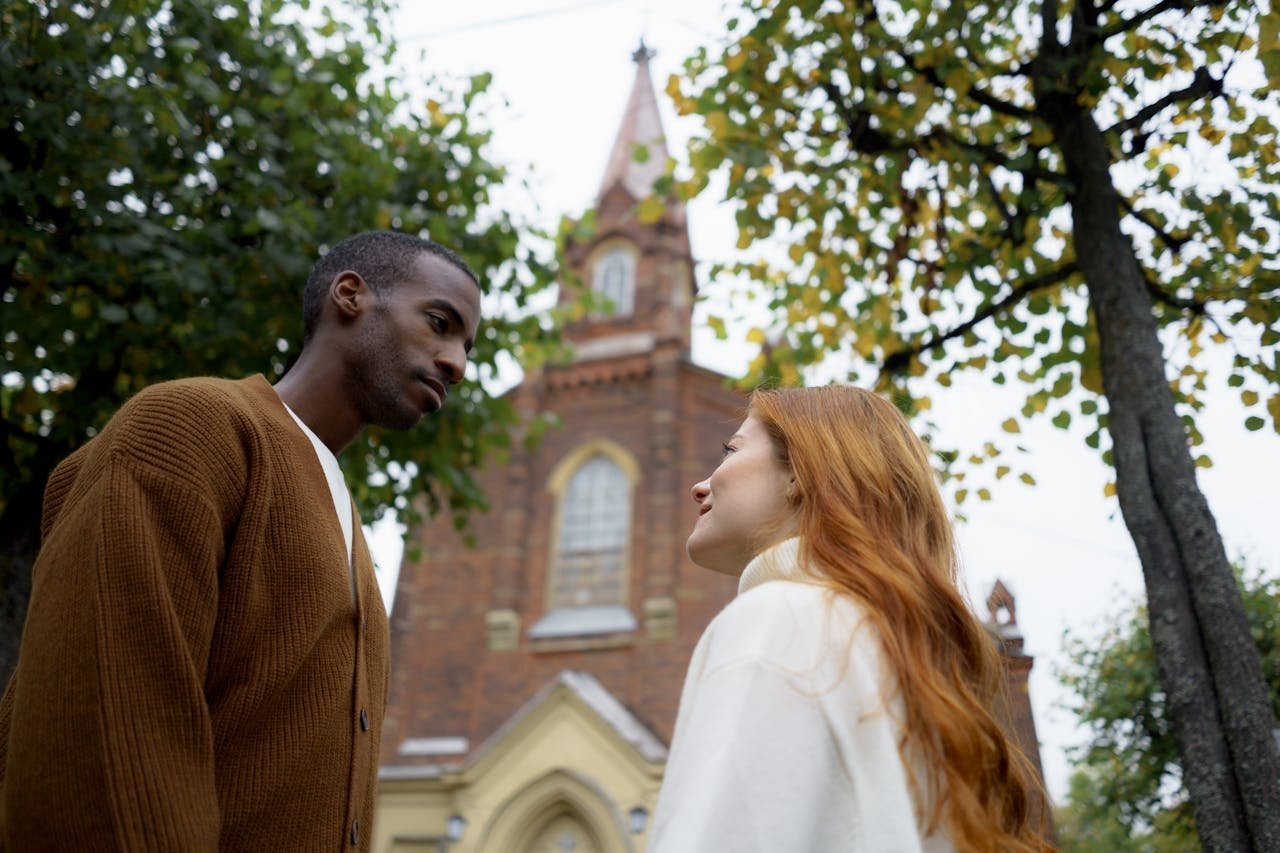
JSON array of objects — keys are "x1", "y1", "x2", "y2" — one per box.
[
  {"x1": 723, "y1": 578, "x2": 866, "y2": 630},
  {"x1": 700, "y1": 580, "x2": 875, "y2": 671}
]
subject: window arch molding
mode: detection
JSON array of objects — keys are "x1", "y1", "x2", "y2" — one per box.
[{"x1": 547, "y1": 438, "x2": 641, "y2": 496}]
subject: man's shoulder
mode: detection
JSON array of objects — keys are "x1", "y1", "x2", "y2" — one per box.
[
  {"x1": 102, "y1": 374, "x2": 282, "y2": 464},
  {"x1": 115, "y1": 375, "x2": 278, "y2": 431},
  {"x1": 127, "y1": 375, "x2": 265, "y2": 412}
]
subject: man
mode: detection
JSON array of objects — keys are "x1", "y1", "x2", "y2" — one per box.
[{"x1": 0, "y1": 231, "x2": 482, "y2": 851}]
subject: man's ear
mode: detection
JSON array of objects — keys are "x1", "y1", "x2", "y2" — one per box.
[{"x1": 329, "y1": 271, "x2": 367, "y2": 321}]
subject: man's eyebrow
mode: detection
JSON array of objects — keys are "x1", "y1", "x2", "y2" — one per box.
[{"x1": 426, "y1": 298, "x2": 475, "y2": 353}]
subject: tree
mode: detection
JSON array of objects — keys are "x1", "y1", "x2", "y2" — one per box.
[
  {"x1": 665, "y1": 0, "x2": 1280, "y2": 848},
  {"x1": 0, "y1": 0, "x2": 559, "y2": 683},
  {"x1": 1056, "y1": 569, "x2": 1280, "y2": 851}
]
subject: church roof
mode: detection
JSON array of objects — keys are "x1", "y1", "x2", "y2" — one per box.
[
  {"x1": 597, "y1": 41, "x2": 669, "y2": 202},
  {"x1": 380, "y1": 669, "x2": 667, "y2": 781}
]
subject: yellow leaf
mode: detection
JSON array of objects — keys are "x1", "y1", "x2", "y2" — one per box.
[
  {"x1": 746, "y1": 327, "x2": 766, "y2": 345},
  {"x1": 1001, "y1": 418, "x2": 1021, "y2": 434},
  {"x1": 1019, "y1": 472, "x2": 1036, "y2": 485},
  {"x1": 426, "y1": 99, "x2": 447, "y2": 128},
  {"x1": 636, "y1": 195, "x2": 665, "y2": 224},
  {"x1": 1242, "y1": 389, "x2": 1259, "y2": 406},
  {"x1": 995, "y1": 465, "x2": 1010, "y2": 479},
  {"x1": 724, "y1": 49, "x2": 747, "y2": 73},
  {"x1": 1268, "y1": 394, "x2": 1280, "y2": 433},
  {"x1": 1104, "y1": 482, "x2": 1116, "y2": 497},
  {"x1": 1194, "y1": 455, "x2": 1213, "y2": 469}
]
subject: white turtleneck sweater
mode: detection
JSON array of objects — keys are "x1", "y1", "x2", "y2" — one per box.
[{"x1": 648, "y1": 538, "x2": 954, "y2": 852}]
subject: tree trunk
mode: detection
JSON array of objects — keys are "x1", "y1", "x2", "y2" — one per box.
[{"x1": 1042, "y1": 96, "x2": 1280, "y2": 851}]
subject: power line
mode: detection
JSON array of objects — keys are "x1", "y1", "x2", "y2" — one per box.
[{"x1": 398, "y1": 0, "x2": 627, "y2": 42}]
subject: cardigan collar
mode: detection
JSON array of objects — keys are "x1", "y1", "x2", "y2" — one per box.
[{"x1": 738, "y1": 537, "x2": 823, "y2": 595}]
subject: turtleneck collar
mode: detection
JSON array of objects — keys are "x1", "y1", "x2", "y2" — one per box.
[{"x1": 738, "y1": 537, "x2": 823, "y2": 595}]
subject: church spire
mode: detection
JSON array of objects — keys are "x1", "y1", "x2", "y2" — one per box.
[{"x1": 597, "y1": 39, "x2": 669, "y2": 203}]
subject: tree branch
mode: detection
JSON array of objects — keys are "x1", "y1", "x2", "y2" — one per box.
[
  {"x1": 896, "y1": 51, "x2": 1036, "y2": 121},
  {"x1": 981, "y1": 168, "x2": 1018, "y2": 235},
  {"x1": 882, "y1": 262, "x2": 1080, "y2": 371},
  {"x1": 1106, "y1": 67, "x2": 1223, "y2": 138},
  {"x1": 1042, "y1": 0, "x2": 1063, "y2": 51},
  {"x1": 821, "y1": 82, "x2": 903, "y2": 154},
  {"x1": 1100, "y1": 0, "x2": 1201, "y2": 40},
  {"x1": 1120, "y1": 196, "x2": 1193, "y2": 255},
  {"x1": 819, "y1": 80, "x2": 1069, "y2": 187},
  {"x1": 1142, "y1": 270, "x2": 1207, "y2": 314}
]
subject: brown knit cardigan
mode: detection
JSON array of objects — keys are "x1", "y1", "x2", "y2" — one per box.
[{"x1": 0, "y1": 375, "x2": 389, "y2": 851}]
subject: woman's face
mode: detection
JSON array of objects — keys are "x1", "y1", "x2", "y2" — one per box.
[{"x1": 686, "y1": 414, "x2": 800, "y2": 576}]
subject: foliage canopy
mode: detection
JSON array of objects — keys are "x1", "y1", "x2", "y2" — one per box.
[
  {"x1": 0, "y1": 0, "x2": 558, "y2": 532},
  {"x1": 666, "y1": 0, "x2": 1279, "y2": 485}
]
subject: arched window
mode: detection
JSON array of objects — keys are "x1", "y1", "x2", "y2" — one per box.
[
  {"x1": 549, "y1": 455, "x2": 630, "y2": 609},
  {"x1": 529, "y1": 443, "x2": 640, "y2": 641},
  {"x1": 591, "y1": 248, "x2": 634, "y2": 317}
]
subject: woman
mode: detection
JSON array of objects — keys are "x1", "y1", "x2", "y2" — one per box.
[{"x1": 649, "y1": 385, "x2": 1047, "y2": 852}]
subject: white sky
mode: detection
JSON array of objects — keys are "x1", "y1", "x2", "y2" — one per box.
[{"x1": 363, "y1": 0, "x2": 1280, "y2": 804}]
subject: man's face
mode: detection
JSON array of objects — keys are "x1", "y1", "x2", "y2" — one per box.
[{"x1": 345, "y1": 252, "x2": 482, "y2": 431}]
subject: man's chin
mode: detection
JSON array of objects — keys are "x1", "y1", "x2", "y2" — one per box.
[{"x1": 376, "y1": 405, "x2": 428, "y2": 432}]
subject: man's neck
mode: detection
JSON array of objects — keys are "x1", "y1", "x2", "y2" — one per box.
[{"x1": 273, "y1": 351, "x2": 360, "y2": 455}]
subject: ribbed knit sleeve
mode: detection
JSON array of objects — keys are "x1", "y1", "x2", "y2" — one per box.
[{"x1": 2, "y1": 383, "x2": 247, "y2": 851}]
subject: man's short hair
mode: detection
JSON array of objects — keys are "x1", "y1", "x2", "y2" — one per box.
[{"x1": 302, "y1": 231, "x2": 480, "y2": 343}]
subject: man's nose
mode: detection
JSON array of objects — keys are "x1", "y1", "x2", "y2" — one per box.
[{"x1": 436, "y1": 342, "x2": 467, "y2": 385}]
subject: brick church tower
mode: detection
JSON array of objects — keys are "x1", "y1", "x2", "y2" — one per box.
[
  {"x1": 375, "y1": 45, "x2": 744, "y2": 851},
  {"x1": 374, "y1": 45, "x2": 1052, "y2": 853}
]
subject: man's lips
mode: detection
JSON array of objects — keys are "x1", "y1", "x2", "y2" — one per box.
[{"x1": 418, "y1": 375, "x2": 448, "y2": 407}]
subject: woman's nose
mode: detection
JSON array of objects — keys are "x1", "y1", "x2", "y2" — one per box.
[{"x1": 691, "y1": 479, "x2": 710, "y2": 502}]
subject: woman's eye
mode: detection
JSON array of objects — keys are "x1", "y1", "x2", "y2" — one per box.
[{"x1": 721, "y1": 443, "x2": 735, "y2": 457}]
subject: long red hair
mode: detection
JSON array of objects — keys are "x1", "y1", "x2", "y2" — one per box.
[{"x1": 750, "y1": 385, "x2": 1049, "y2": 852}]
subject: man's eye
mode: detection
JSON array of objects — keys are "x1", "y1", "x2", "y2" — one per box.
[{"x1": 427, "y1": 314, "x2": 447, "y2": 332}]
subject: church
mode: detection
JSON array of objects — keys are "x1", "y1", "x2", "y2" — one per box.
[{"x1": 373, "y1": 46, "x2": 1051, "y2": 853}]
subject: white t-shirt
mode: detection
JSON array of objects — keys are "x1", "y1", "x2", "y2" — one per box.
[{"x1": 281, "y1": 402, "x2": 354, "y2": 566}]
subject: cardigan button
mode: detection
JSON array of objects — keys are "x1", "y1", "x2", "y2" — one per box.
[
  {"x1": 360, "y1": 707, "x2": 370, "y2": 732},
  {"x1": 350, "y1": 818, "x2": 360, "y2": 846}
]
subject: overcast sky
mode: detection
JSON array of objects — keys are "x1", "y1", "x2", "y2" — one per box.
[{"x1": 364, "y1": 0, "x2": 1280, "y2": 803}]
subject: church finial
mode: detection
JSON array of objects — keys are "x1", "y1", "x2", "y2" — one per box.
[
  {"x1": 597, "y1": 38, "x2": 670, "y2": 203},
  {"x1": 632, "y1": 38, "x2": 655, "y2": 64}
]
